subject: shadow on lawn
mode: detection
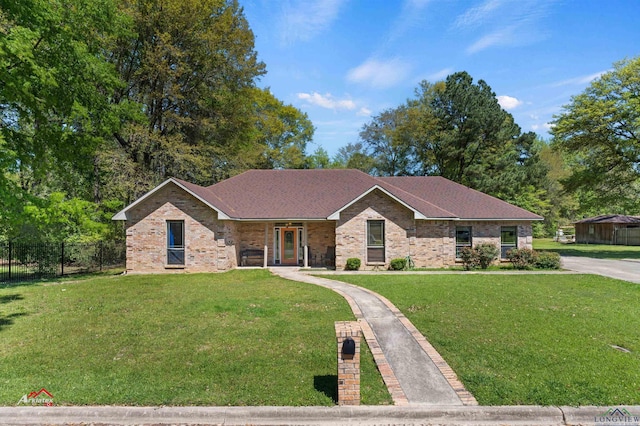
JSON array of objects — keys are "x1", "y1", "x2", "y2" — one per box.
[
  {"x1": 0, "y1": 294, "x2": 27, "y2": 332},
  {"x1": 314, "y1": 375, "x2": 337, "y2": 404}
]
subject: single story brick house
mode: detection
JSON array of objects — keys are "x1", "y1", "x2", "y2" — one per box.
[{"x1": 112, "y1": 169, "x2": 542, "y2": 272}]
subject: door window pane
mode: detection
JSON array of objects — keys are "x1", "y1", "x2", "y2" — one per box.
[{"x1": 284, "y1": 230, "x2": 295, "y2": 260}]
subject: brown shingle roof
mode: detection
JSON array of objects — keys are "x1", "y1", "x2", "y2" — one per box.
[
  {"x1": 206, "y1": 169, "x2": 384, "y2": 219},
  {"x1": 574, "y1": 214, "x2": 640, "y2": 224},
  {"x1": 113, "y1": 169, "x2": 543, "y2": 221},
  {"x1": 378, "y1": 176, "x2": 542, "y2": 220}
]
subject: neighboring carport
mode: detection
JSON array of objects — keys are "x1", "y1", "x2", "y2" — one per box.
[{"x1": 574, "y1": 215, "x2": 640, "y2": 245}]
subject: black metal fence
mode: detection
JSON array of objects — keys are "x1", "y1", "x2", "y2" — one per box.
[{"x1": 0, "y1": 241, "x2": 126, "y2": 284}]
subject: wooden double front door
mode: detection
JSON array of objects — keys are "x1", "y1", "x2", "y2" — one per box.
[{"x1": 280, "y1": 227, "x2": 298, "y2": 265}]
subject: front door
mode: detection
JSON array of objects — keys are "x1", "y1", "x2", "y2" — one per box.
[{"x1": 280, "y1": 228, "x2": 298, "y2": 265}]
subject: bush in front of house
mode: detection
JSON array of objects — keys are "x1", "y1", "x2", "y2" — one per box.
[
  {"x1": 506, "y1": 248, "x2": 538, "y2": 270},
  {"x1": 389, "y1": 258, "x2": 407, "y2": 271},
  {"x1": 475, "y1": 243, "x2": 499, "y2": 269},
  {"x1": 534, "y1": 251, "x2": 561, "y2": 269},
  {"x1": 461, "y1": 244, "x2": 499, "y2": 270},
  {"x1": 345, "y1": 258, "x2": 361, "y2": 271},
  {"x1": 460, "y1": 246, "x2": 480, "y2": 270}
]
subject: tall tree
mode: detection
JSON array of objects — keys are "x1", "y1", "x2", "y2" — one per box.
[
  {"x1": 358, "y1": 71, "x2": 548, "y2": 214},
  {"x1": 1, "y1": 0, "x2": 130, "y2": 240},
  {"x1": 332, "y1": 142, "x2": 376, "y2": 173},
  {"x1": 251, "y1": 88, "x2": 314, "y2": 169},
  {"x1": 106, "y1": 0, "x2": 266, "y2": 201},
  {"x1": 305, "y1": 146, "x2": 331, "y2": 169},
  {"x1": 359, "y1": 106, "x2": 418, "y2": 176},
  {"x1": 551, "y1": 56, "x2": 640, "y2": 214},
  {"x1": 0, "y1": 0, "x2": 127, "y2": 198}
]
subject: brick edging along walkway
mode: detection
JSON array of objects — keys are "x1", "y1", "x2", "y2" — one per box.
[
  {"x1": 303, "y1": 278, "x2": 409, "y2": 406},
  {"x1": 353, "y1": 285, "x2": 477, "y2": 406},
  {"x1": 273, "y1": 268, "x2": 477, "y2": 406}
]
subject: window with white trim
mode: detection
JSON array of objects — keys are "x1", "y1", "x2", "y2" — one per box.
[
  {"x1": 167, "y1": 220, "x2": 185, "y2": 265},
  {"x1": 455, "y1": 226, "x2": 472, "y2": 258},
  {"x1": 501, "y1": 226, "x2": 517, "y2": 259},
  {"x1": 367, "y1": 220, "x2": 385, "y2": 263}
]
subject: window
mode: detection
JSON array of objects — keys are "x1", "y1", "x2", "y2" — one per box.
[
  {"x1": 167, "y1": 221, "x2": 185, "y2": 265},
  {"x1": 367, "y1": 220, "x2": 385, "y2": 263},
  {"x1": 501, "y1": 226, "x2": 517, "y2": 259},
  {"x1": 455, "y1": 226, "x2": 472, "y2": 258}
]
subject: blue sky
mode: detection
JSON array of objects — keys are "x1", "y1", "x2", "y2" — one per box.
[{"x1": 243, "y1": 0, "x2": 640, "y2": 157}]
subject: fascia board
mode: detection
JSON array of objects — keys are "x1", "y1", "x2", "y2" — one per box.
[{"x1": 112, "y1": 178, "x2": 231, "y2": 221}]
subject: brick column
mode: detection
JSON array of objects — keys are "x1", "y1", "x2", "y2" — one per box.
[{"x1": 335, "y1": 321, "x2": 361, "y2": 406}]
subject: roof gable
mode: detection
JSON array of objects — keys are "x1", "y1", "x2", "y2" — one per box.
[{"x1": 112, "y1": 178, "x2": 230, "y2": 220}]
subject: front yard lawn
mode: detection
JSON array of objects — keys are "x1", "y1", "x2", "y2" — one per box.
[
  {"x1": 534, "y1": 238, "x2": 640, "y2": 259},
  {"x1": 334, "y1": 273, "x2": 640, "y2": 406},
  {"x1": 0, "y1": 271, "x2": 391, "y2": 406}
]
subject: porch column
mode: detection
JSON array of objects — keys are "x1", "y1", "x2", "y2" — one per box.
[
  {"x1": 263, "y1": 223, "x2": 268, "y2": 268},
  {"x1": 303, "y1": 223, "x2": 308, "y2": 268}
]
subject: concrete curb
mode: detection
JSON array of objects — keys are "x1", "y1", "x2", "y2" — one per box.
[{"x1": 4, "y1": 405, "x2": 639, "y2": 425}]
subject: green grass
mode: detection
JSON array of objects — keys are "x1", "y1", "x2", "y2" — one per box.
[
  {"x1": 0, "y1": 270, "x2": 391, "y2": 406},
  {"x1": 534, "y1": 238, "x2": 640, "y2": 259},
  {"x1": 333, "y1": 273, "x2": 640, "y2": 406}
]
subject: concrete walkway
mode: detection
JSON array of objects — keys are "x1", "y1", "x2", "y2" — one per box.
[
  {"x1": 271, "y1": 268, "x2": 475, "y2": 406},
  {"x1": 561, "y1": 256, "x2": 640, "y2": 283}
]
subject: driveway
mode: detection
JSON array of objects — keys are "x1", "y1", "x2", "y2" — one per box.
[{"x1": 561, "y1": 256, "x2": 640, "y2": 283}]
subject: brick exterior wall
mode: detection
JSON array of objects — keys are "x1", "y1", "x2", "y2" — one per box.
[
  {"x1": 334, "y1": 188, "x2": 534, "y2": 270},
  {"x1": 307, "y1": 222, "x2": 336, "y2": 266},
  {"x1": 124, "y1": 182, "x2": 237, "y2": 273},
  {"x1": 336, "y1": 190, "x2": 414, "y2": 270},
  {"x1": 125, "y1": 184, "x2": 535, "y2": 272}
]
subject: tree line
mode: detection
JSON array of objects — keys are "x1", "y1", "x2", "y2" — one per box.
[
  {"x1": 1, "y1": 0, "x2": 315, "y2": 242},
  {"x1": 1, "y1": 0, "x2": 638, "y2": 242},
  {"x1": 331, "y1": 59, "x2": 640, "y2": 236}
]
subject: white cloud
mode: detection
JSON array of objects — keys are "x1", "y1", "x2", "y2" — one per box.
[
  {"x1": 466, "y1": 25, "x2": 517, "y2": 54},
  {"x1": 357, "y1": 107, "x2": 372, "y2": 116},
  {"x1": 456, "y1": 0, "x2": 556, "y2": 54},
  {"x1": 278, "y1": 0, "x2": 345, "y2": 45},
  {"x1": 497, "y1": 95, "x2": 523, "y2": 110},
  {"x1": 426, "y1": 67, "x2": 453, "y2": 81},
  {"x1": 297, "y1": 92, "x2": 356, "y2": 110},
  {"x1": 385, "y1": 0, "x2": 432, "y2": 45},
  {"x1": 454, "y1": 0, "x2": 503, "y2": 29},
  {"x1": 550, "y1": 70, "x2": 609, "y2": 87},
  {"x1": 347, "y1": 58, "x2": 412, "y2": 89},
  {"x1": 531, "y1": 122, "x2": 554, "y2": 131}
]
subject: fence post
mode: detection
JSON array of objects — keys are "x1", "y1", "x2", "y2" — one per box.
[
  {"x1": 100, "y1": 241, "x2": 103, "y2": 271},
  {"x1": 8, "y1": 241, "x2": 12, "y2": 282},
  {"x1": 60, "y1": 242, "x2": 64, "y2": 277}
]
